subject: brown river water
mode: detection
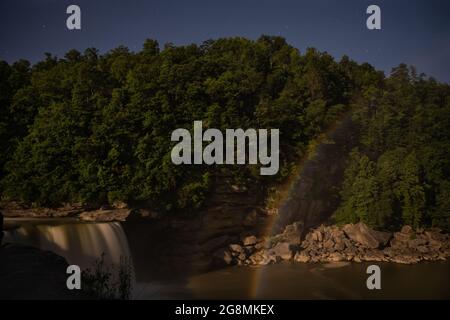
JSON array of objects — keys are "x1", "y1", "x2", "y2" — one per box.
[{"x1": 4, "y1": 218, "x2": 450, "y2": 299}]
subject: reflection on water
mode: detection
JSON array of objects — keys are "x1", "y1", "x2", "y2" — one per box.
[
  {"x1": 4, "y1": 219, "x2": 450, "y2": 299},
  {"x1": 183, "y1": 261, "x2": 450, "y2": 300}
]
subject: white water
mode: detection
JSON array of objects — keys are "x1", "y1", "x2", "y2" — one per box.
[{"x1": 4, "y1": 220, "x2": 131, "y2": 270}]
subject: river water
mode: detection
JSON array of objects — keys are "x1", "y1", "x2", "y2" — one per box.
[{"x1": 3, "y1": 219, "x2": 450, "y2": 299}]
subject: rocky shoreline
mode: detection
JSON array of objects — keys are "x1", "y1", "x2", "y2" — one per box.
[
  {"x1": 0, "y1": 202, "x2": 142, "y2": 222},
  {"x1": 3, "y1": 202, "x2": 450, "y2": 267},
  {"x1": 214, "y1": 222, "x2": 450, "y2": 266}
]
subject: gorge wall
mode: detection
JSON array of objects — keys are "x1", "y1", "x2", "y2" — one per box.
[{"x1": 272, "y1": 112, "x2": 358, "y2": 235}]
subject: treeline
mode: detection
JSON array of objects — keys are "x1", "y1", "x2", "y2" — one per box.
[
  {"x1": 0, "y1": 36, "x2": 448, "y2": 230},
  {"x1": 335, "y1": 64, "x2": 450, "y2": 231}
]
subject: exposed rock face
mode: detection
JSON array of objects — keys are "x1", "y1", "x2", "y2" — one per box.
[
  {"x1": 268, "y1": 242, "x2": 293, "y2": 261},
  {"x1": 382, "y1": 226, "x2": 449, "y2": 264},
  {"x1": 273, "y1": 114, "x2": 358, "y2": 235},
  {"x1": 79, "y1": 209, "x2": 131, "y2": 222},
  {"x1": 342, "y1": 222, "x2": 391, "y2": 249},
  {"x1": 123, "y1": 174, "x2": 273, "y2": 277},
  {"x1": 215, "y1": 222, "x2": 450, "y2": 266},
  {"x1": 1, "y1": 202, "x2": 84, "y2": 218}
]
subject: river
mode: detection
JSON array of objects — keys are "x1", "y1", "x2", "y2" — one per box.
[{"x1": 3, "y1": 219, "x2": 450, "y2": 299}]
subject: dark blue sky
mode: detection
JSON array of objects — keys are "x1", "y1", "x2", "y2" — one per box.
[{"x1": 1, "y1": 0, "x2": 449, "y2": 82}]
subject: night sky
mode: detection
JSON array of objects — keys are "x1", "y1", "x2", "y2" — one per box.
[{"x1": 1, "y1": 0, "x2": 449, "y2": 83}]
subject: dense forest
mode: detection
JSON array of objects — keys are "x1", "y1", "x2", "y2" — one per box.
[{"x1": 0, "y1": 36, "x2": 449, "y2": 231}]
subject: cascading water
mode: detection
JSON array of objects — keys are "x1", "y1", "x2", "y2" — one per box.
[{"x1": 4, "y1": 220, "x2": 131, "y2": 270}]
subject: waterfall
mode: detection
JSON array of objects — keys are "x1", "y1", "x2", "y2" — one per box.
[{"x1": 4, "y1": 221, "x2": 131, "y2": 270}]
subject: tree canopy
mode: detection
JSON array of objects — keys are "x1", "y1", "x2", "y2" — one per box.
[{"x1": 0, "y1": 37, "x2": 449, "y2": 231}]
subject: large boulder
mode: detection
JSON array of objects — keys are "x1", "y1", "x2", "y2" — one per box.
[
  {"x1": 242, "y1": 235, "x2": 258, "y2": 246},
  {"x1": 343, "y1": 222, "x2": 391, "y2": 249},
  {"x1": 248, "y1": 251, "x2": 271, "y2": 265},
  {"x1": 268, "y1": 242, "x2": 292, "y2": 260}
]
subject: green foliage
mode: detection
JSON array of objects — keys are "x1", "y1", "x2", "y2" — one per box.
[
  {"x1": 0, "y1": 36, "x2": 356, "y2": 212},
  {"x1": 0, "y1": 37, "x2": 449, "y2": 232},
  {"x1": 336, "y1": 65, "x2": 450, "y2": 231},
  {"x1": 82, "y1": 254, "x2": 133, "y2": 300}
]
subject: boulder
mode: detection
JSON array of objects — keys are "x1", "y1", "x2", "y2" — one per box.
[
  {"x1": 334, "y1": 241, "x2": 345, "y2": 251},
  {"x1": 330, "y1": 228, "x2": 345, "y2": 239},
  {"x1": 281, "y1": 222, "x2": 303, "y2": 245},
  {"x1": 327, "y1": 252, "x2": 345, "y2": 262},
  {"x1": 242, "y1": 235, "x2": 258, "y2": 246},
  {"x1": 312, "y1": 230, "x2": 323, "y2": 242},
  {"x1": 323, "y1": 239, "x2": 335, "y2": 250},
  {"x1": 361, "y1": 250, "x2": 386, "y2": 262},
  {"x1": 407, "y1": 238, "x2": 427, "y2": 249},
  {"x1": 268, "y1": 242, "x2": 292, "y2": 260},
  {"x1": 343, "y1": 223, "x2": 391, "y2": 249},
  {"x1": 254, "y1": 242, "x2": 265, "y2": 250},
  {"x1": 249, "y1": 251, "x2": 272, "y2": 265},
  {"x1": 400, "y1": 225, "x2": 412, "y2": 234},
  {"x1": 294, "y1": 252, "x2": 310, "y2": 263},
  {"x1": 111, "y1": 201, "x2": 128, "y2": 209},
  {"x1": 417, "y1": 245, "x2": 430, "y2": 254},
  {"x1": 229, "y1": 244, "x2": 244, "y2": 253},
  {"x1": 428, "y1": 239, "x2": 442, "y2": 250},
  {"x1": 237, "y1": 253, "x2": 246, "y2": 261}
]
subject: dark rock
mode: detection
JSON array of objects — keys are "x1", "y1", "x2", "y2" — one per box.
[
  {"x1": 0, "y1": 243, "x2": 87, "y2": 299},
  {"x1": 212, "y1": 247, "x2": 233, "y2": 265},
  {"x1": 200, "y1": 235, "x2": 231, "y2": 252},
  {"x1": 0, "y1": 211, "x2": 3, "y2": 245},
  {"x1": 323, "y1": 239, "x2": 335, "y2": 250}
]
